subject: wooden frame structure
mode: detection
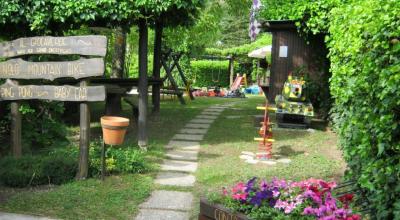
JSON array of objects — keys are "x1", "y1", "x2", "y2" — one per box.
[{"x1": 0, "y1": 36, "x2": 107, "y2": 179}]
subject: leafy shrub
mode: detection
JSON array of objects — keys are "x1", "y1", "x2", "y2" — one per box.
[
  {"x1": 0, "y1": 151, "x2": 77, "y2": 187},
  {"x1": 261, "y1": 0, "x2": 400, "y2": 217},
  {"x1": 19, "y1": 102, "x2": 68, "y2": 151},
  {"x1": 53, "y1": 142, "x2": 150, "y2": 177},
  {"x1": 41, "y1": 154, "x2": 77, "y2": 185},
  {"x1": 0, "y1": 156, "x2": 46, "y2": 187},
  {"x1": 189, "y1": 60, "x2": 230, "y2": 87},
  {"x1": 328, "y1": 0, "x2": 400, "y2": 218}
]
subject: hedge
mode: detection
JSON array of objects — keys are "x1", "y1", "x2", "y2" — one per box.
[
  {"x1": 205, "y1": 34, "x2": 272, "y2": 57},
  {"x1": 189, "y1": 60, "x2": 230, "y2": 87},
  {"x1": 0, "y1": 142, "x2": 150, "y2": 187},
  {"x1": 260, "y1": 0, "x2": 400, "y2": 218},
  {"x1": 328, "y1": 1, "x2": 400, "y2": 218}
]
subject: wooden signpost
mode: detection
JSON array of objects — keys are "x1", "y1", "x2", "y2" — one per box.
[{"x1": 0, "y1": 35, "x2": 107, "y2": 180}]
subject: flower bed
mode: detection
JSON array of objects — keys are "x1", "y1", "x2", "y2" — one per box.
[{"x1": 204, "y1": 177, "x2": 360, "y2": 220}]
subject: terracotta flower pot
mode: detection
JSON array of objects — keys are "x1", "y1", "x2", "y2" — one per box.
[{"x1": 101, "y1": 116, "x2": 130, "y2": 145}]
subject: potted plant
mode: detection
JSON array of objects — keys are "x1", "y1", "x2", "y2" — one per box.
[{"x1": 200, "y1": 177, "x2": 360, "y2": 220}]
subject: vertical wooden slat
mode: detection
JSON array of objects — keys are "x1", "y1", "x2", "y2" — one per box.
[
  {"x1": 152, "y1": 20, "x2": 163, "y2": 113},
  {"x1": 138, "y1": 19, "x2": 148, "y2": 149},
  {"x1": 228, "y1": 56, "x2": 234, "y2": 86},
  {"x1": 77, "y1": 80, "x2": 90, "y2": 179},
  {"x1": 10, "y1": 80, "x2": 21, "y2": 158}
]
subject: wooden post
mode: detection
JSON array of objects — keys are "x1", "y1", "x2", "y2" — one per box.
[
  {"x1": 229, "y1": 56, "x2": 234, "y2": 87},
  {"x1": 138, "y1": 19, "x2": 148, "y2": 149},
  {"x1": 152, "y1": 20, "x2": 163, "y2": 113},
  {"x1": 173, "y1": 54, "x2": 195, "y2": 100},
  {"x1": 10, "y1": 80, "x2": 21, "y2": 158},
  {"x1": 161, "y1": 60, "x2": 186, "y2": 105},
  {"x1": 77, "y1": 80, "x2": 90, "y2": 179}
]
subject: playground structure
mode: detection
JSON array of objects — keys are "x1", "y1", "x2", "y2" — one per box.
[
  {"x1": 191, "y1": 73, "x2": 247, "y2": 98},
  {"x1": 275, "y1": 75, "x2": 314, "y2": 128}
]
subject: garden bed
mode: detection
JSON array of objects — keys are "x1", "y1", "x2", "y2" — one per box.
[{"x1": 199, "y1": 198, "x2": 249, "y2": 220}]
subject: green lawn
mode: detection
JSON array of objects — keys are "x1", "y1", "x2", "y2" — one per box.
[
  {"x1": 0, "y1": 97, "x2": 231, "y2": 219},
  {"x1": 189, "y1": 95, "x2": 346, "y2": 218},
  {"x1": 0, "y1": 96, "x2": 345, "y2": 219}
]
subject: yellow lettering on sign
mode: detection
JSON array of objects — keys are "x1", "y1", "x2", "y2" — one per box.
[
  {"x1": 0, "y1": 62, "x2": 20, "y2": 76},
  {"x1": 18, "y1": 87, "x2": 33, "y2": 98},
  {"x1": 214, "y1": 209, "x2": 238, "y2": 220},
  {"x1": 54, "y1": 87, "x2": 71, "y2": 99},
  {"x1": 67, "y1": 62, "x2": 84, "y2": 76},
  {"x1": 0, "y1": 87, "x2": 15, "y2": 98},
  {"x1": 74, "y1": 87, "x2": 87, "y2": 100}
]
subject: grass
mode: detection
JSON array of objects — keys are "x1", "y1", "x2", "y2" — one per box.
[
  {"x1": 189, "y1": 95, "x2": 346, "y2": 218},
  {"x1": 0, "y1": 175, "x2": 152, "y2": 220},
  {"x1": 0, "y1": 96, "x2": 231, "y2": 219},
  {"x1": 0, "y1": 95, "x2": 346, "y2": 219}
]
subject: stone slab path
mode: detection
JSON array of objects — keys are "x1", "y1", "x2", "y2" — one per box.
[
  {"x1": 0, "y1": 213, "x2": 56, "y2": 220},
  {"x1": 134, "y1": 103, "x2": 235, "y2": 220}
]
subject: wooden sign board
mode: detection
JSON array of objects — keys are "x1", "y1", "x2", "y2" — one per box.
[
  {"x1": 0, "y1": 58, "x2": 104, "y2": 80},
  {"x1": 0, "y1": 81, "x2": 105, "y2": 102},
  {"x1": 0, "y1": 36, "x2": 107, "y2": 58}
]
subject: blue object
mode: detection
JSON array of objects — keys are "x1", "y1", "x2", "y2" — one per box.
[{"x1": 245, "y1": 85, "x2": 260, "y2": 94}]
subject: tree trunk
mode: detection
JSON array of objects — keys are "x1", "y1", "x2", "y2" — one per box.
[
  {"x1": 138, "y1": 19, "x2": 148, "y2": 149},
  {"x1": 107, "y1": 28, "x2": 127, "y2": 116},
  {"x1": 152, "y1": 20, "x2": 163, "y2": 114}
]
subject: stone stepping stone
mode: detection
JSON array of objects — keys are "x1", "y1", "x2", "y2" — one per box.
[
  {"x1": 161, "y1": 159, "x2": 198, "y2": 173},
  {"x1": 277, "y1": 158, "x2": 292, "y2": 164},
  {"x1": 185, "y1": 123, "x2": 210, "y2": 129},
  {"x1": 179, "y1": 128, "x2": 208, "y2": 134},
  {"x1": 155, "y1": 172, "x2": 196, "y2": 187},
  {"x1": 166, "y1": 140, "x2": 200, "y2": 151},
  {"x1": 172, "y1": 134, "x2": 204, "y2": 141},
  {"x1": 200, "y1": 111, "x2": 220, "y2": 116},
  {"x1": 195, "y1": 115, "x2": 218, "y2": 120},
  {"x1": 0, "y1": 213, "x2": 57, "y2": 220},
  {"x1": 135, "y1": 209, "x2": 189, "y2": 220},
  {"x1": 189, "y1": 119, "x2": 214, "y2": 124},
  {"x1": 204, "y1": 108, "x2": 224, "y2": 112},
  {"x1": 139, "y1": 190, "x2": 193, "y2": 211},
  {"x1": 225, "y1": 115, "x2": 242, "y2": 119},
  {"x1": 166, "y1": 150, "x2": 198, "y2": 161}
]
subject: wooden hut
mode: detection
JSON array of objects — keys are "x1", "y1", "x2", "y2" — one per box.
[{"x1": 261, "y1": 20, "x2": 329, "y2": 102}]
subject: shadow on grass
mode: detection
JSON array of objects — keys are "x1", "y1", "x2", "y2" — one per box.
[
  {"x1": 275, "y1": 145, "x2": 305, "y2": 157},
  {"x1": 198, "y1": 152, "x2": 221, "y2": 161}
]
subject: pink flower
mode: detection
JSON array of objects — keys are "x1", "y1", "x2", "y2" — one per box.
[
  {"x1": 232, "y1": 192, "x2": 248, "y2": 200},
  {"x1": 232, "y1": 182, "x2": 246, "y2": 194},
  {"x1": 284, "y1": 202, "x2": 296, "y2": 214}
]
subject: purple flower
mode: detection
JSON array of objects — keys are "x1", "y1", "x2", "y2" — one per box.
[
  {"x1": 319, "y1": 215, "x2": 336, "y2": 220},
  {"x1": 260, "y1": 179, "x2": 268, "y2": 191},
  {"x1": 333, "y1": 208, "x2": 348, "y2": 218},
  {"x1": 249, "y1": 190, "x2": 273, "y2": 206},
  {"x1": 246, "y1": 177, "x2": 257, "y2": 193},
  {"x1": 303, "y1": 206, "x2": 315, "y2": 215}
]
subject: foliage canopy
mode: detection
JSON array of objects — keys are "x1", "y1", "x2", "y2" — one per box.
[{"x1": 0, "y1": 0, "x2": 204, "y2": 35}]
